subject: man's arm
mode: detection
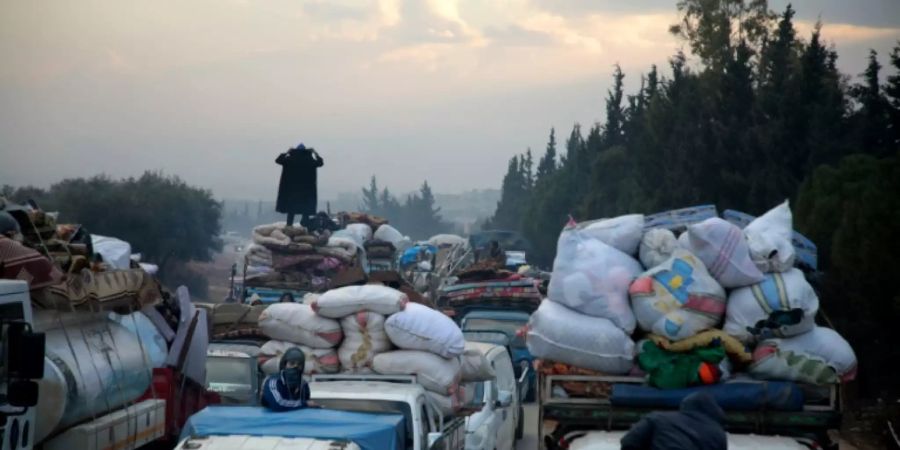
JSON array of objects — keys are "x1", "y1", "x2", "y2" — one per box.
[
  {"x1": 276, "y1": 152, "x2": 288, "y2": 165},
  {"x1": 620, "y1": 417, "x2": 653, "y2": 450},
  {"x1": 262, "y1": 378, "x2": 306, "y2": 411},
  {"x1": 312, "y1": 150, "x2": 324, "y2": 167}
]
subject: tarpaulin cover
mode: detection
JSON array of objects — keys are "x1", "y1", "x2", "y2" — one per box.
[
  {"x1": 181, "y1": 406, "x2": 406, "y2": 450},
  {"x1": 610, "y1": 381, "x2": 804, "y2": 411}
]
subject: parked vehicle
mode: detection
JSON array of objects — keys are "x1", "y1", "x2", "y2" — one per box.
[
  {"x1": 463, "y1": 342, "x2": 521, "y2": 450},
  {"x1": 460, "y1": 310, "x2": 535, "y2": 402},
  {"x1": 175, "y1": 374, "x2": 471, "y2": 450},
  {"x1": 205, "y1": 341, "x2": 262, "y2": 406}
]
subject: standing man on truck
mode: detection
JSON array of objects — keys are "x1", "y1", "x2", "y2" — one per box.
[
  {"x1": 261, "y1": 347, "x2": 311, "y2": 411},
  {"x1": 276, "y1": 143, "x2": 324, "y2": 229},
  {"x1": 620, "y1": 391, "x2": 727, "y2": 450}
]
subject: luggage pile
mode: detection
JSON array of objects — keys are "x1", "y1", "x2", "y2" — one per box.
[
  {"x1": 256, "y1": 284, "x2": 490, "y2": 416},
  {"x1": 244, "y1": 216, "x2": 411, "y2": 294},
  {"x1": 526, "y1": 201, "x2": 857, "y2": 398}
]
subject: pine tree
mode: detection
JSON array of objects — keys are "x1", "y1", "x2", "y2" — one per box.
[
  {"x1": 535, "y1": 128, "x2": 557, "y2": 185},
  {"x1": 603, "y1": 65, "x2": 626, "y2": 147},
  {"x1": 885, "y1": 42, "x2": 900, "y2": 147},
  {"x1": 851, "y1": 50, "x2": 890, "y2": 157},
  {"x1": 361, "y1": 176, "x2": 380, "y2": 213}
]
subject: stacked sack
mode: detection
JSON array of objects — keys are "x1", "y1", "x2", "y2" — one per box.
[
  {"x1": 527, "y1": 201, "x2": 857, "y2": 394},
  {"x1": 258, "y1": 283, "x2": 485, "y2": 416},
  {"x1": 245, "y1": 223, "x2": 359, "y2": 292},
  {"x1": 527, "y1": 215, "x2": 644, "y2": 375}
]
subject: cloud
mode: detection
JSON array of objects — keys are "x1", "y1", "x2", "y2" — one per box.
[{"x1": 796, "y1": 20, "x2": 900, "y2": 44}]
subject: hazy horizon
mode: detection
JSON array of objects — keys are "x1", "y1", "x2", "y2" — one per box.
[{"x1": 2, "y1": 0, "x2": 898, "y2": 201}]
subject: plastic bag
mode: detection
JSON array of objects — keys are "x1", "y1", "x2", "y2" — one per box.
[
  {"x1": 547, "y1": 222, "x2": 643, "y2": 333},
  {"x1": 629, "y1": 249, "x2": 727, "y2": 341},
  {"x1": 384, "y1": 303, "x2": 465, "y2": 358},
  {"x1": 743, "y1": 200, "x2": 796, "y2": 273},
  {"x1": 749, "y1": 326, "x2": 857, "y2": 384},
  {"x1": 373, "y1": 224, "x2": 405, "y2": 247},
  {"x1": 578, "y1": 214, "x2": 645, "y2": 255},
  {"x1": 639, "y1": 228, "x2": 678, "y2": 270},
  {"x1": 526, "y1": 301, "x2": 634, "y2": 374},
  {"x1": 681, "y1": 218, "x2": 765, "y2": 288},
  {"x1": 723, "y1": 268, "x2": 819, "y2": 343}
]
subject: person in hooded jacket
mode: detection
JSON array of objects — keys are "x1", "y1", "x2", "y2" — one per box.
[
  {"x1": 620, "y1": 391, "x2": 727, "y2": 450},
  {"x1": 261, "y1": 347, "x2": 311, "y2": 411}
]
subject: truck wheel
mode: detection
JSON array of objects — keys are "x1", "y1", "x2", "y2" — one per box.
[{"x1": 515, "y1": 406, "x2": 524, "y2": 440}]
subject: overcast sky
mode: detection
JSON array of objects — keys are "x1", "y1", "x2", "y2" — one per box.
[{"x1": 1, "y1": 0, "x2": 898, "y2": 201}]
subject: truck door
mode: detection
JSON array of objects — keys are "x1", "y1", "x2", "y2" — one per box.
[{"x1": 491, "y1": 350, "x2": 517, "y2": 450}]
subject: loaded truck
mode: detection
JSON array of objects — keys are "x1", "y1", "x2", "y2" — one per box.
[
  {"x1": 536, "y1": 205, "x2": 840, "y2": 449},
  {"x1": 175, "y1": 374, "x2": 469, "y2": 450},
  {"x1": 0, "y1": 279, "x2": 219, "y2": 450}
]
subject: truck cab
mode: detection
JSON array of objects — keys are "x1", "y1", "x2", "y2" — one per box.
[
  {"x1": 462, "y1": 343, "x2": 521, "y2": 450},
  {"x1": 460, "y1": 310, "x2": 535, "y2": 401},
  {"x1": 205, "y1": 344, "x2": 262, "y2": 406},
  {"x1": 310, "y1": 375, "x2": 466, "y2": 450}
]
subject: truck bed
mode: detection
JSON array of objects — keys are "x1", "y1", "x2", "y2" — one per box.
[{"x1": 538, "y1": 372, "x2": 841, "y2": 449}]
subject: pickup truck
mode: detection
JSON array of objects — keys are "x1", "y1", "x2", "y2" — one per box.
[
  {"x1": 460, "y1": 309, "x2": 536, "y2": 402},
  {"x1": 537, "y1": 205, "x2": 835, "y2": 449},
  {"x1": 205, "y1": 341, "x2": 263, "y2": 406},
  {"x1": 176, "y1": 374, "x2": 469, "y2": 450}
]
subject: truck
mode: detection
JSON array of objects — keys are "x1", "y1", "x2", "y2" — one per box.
[
  {"x1": 175, "y1": 374, "x2": 470, "y2": 450},
  {"x1": 204, "y1": 341, "x2": 263, "y2": 406},
  {"x1": 536, "y1": 205, "x2": 837, "y2": 449},
  {"x1": 0, "y1": 278, "x2": 219, "y2": 450}
]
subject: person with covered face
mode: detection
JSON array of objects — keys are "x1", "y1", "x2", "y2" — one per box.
[
  {"x1": 620, "y1": 391, "x2": 727, "y2": 450},
  {"x1": 260, "y1": 346, "x2": 311, "y2": 411}
]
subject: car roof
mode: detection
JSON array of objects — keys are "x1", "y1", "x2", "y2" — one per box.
[
  {"x1": 208, "y1": 349, "x2": 253, "y2": 359},
  {"x1": 463, "y1": 310, "x2": 531, "y2": 321}
]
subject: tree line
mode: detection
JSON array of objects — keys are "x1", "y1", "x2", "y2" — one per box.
[
  {"x1": 2, "y1": 172, "x2": 222, "y2": 297},
  {"x1": 487, "y1": 1, "x2": 899, "y2": 398},
  {"x1": 360, "y1": 176, "x2": 453, "y2": 240}
]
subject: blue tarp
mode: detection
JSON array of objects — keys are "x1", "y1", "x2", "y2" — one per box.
[
  {"x1": 611, "y1": 381, "x2": 804, "y2": 411},
  {"x1": 400, "y1": 244, "x2": 436, "y2": 268},
  {"x1": 181, "y1": 407, "x2": 406, "y2": 450}
]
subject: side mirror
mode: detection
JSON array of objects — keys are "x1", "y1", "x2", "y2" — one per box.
[
  {"x1": 496, "y1": 390, "x2": 513, "y2": 408},
  {"x1": 427, "y1": 431, "x2": 443, "y2": 448},
  {"x1": 7, "y1": 323, "x2": 45, "y2": 379},
  {"x1": 7, "y1": 380, "x2": 39, "y2": 407}
]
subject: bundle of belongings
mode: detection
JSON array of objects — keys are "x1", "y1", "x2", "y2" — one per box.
[
  {"x1": 246, "y1": 216, "x2": 410, "y2": 294},
  {"x1": 1, "y1": 200, "x2": 163, "y2": 314},
  {"x1": 525, "y1": 201, "x2": 857, "y2": 404},
  {"x1": 256, "y1": 284, "x2": 489, "y2": 416},
  {"x1": 437, "y1": 259, "x2": 543, "y2": 311}
]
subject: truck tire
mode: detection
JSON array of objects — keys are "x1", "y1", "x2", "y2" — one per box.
[{"x1": 515, "y1": 405, "x2": 524, "y2": 440}]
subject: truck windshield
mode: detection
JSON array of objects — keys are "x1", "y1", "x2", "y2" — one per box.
[
  {"x1": 314, "y1": 399, "x2": 413, "y2": 448},
  {"x1": 463, "y1": 318, "x2": 526, "y2": 348},
  {"x1": 206, "y1": 356, "x2": 252, "y2": 386}
]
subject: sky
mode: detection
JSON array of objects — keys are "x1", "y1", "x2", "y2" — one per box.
[{"x1": 1, "y1": 0, "x2": 898, "y2": 201}]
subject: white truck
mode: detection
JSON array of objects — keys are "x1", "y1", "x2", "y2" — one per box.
[{"x1": 175, "y1": 374, "x2": 468, "y2": 450}]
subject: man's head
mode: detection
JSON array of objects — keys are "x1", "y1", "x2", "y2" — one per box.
[
  {"x1": 0, "y1": 212, "x2": 22, "y2": 240},
  {"x1": 280, "y1": 346, "x2": 306, "y2": 394}
]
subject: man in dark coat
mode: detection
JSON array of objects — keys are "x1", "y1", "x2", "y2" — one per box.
[
  {"x1": 276, "y1": 143, "x2": 324, "y2": 227},
  {"x1": 620, "y1": 391, "x2": 727, "y2": 450},
  {"x1": 261, "y1": 347, "x2": 311, "y2": 411}
]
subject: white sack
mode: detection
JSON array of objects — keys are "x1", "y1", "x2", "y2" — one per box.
[
  {"x1": 345, "y1": 223, "x2": 373, "y2": 245},
  {"x1": 258, "y1": 303, "x2": 343, "y2": 348},
  {"x1": 339, "y1": 312, "x2": 393, "y2": 372},
  {"x1": 526, "y1": 301, "x2": 634, "y2": 374},
  {"x1": 547, "y1": 224, "x2": 643, "y2": 333},
  {"x1": 724, "y1": 268, "x2": 818, "y2": 343},
  {"x1": 629, "y1": 249, "x2": 727, "y2": 341},
  {"x1": 384, "y1": 303, "x2": 465, "y2": 358},
  {"x1": 682, "y1": 218, "x2": 765, "y2": 288},
  {"x1": 373, "y1": 224, "x2": 405, "y2": 247},
  {"x1": 373, "y1": 350, "x2": 461, "y2": 395},
  {"x1": 427, "y1": 234, "x2": 468, "y2": 248},
  {"x1": 578, "y1": 214, "x2": 645, "y2": 255},
  {"x1": 639, "y1": 228, "x2": 678, "y2": 270},
  {"x1": 91, "y1": 234, "x2": 132, "y2": 270},
  {"x1": 744, "y1": 200, "x2": 796, "y2": 273},
  {"x1": 458, "y1": 344, "x2": 496, "y2": 382},
  {"x1": 313, "y1": 285, "x2": 408, "y2": 318},
  {"x1": 426, "y1": 389, "x2": 472, "y2": 417},
  {"x1": 749, "y1": 326, "x2": 857, "y2": 385},
  {"x1": 259, "y1": 341, "x2": 340, "y2": 375}
]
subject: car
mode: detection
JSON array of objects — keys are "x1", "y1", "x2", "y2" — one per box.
[{"x1": 464, "y1": 342, "x2": 521, "y2": 450}]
